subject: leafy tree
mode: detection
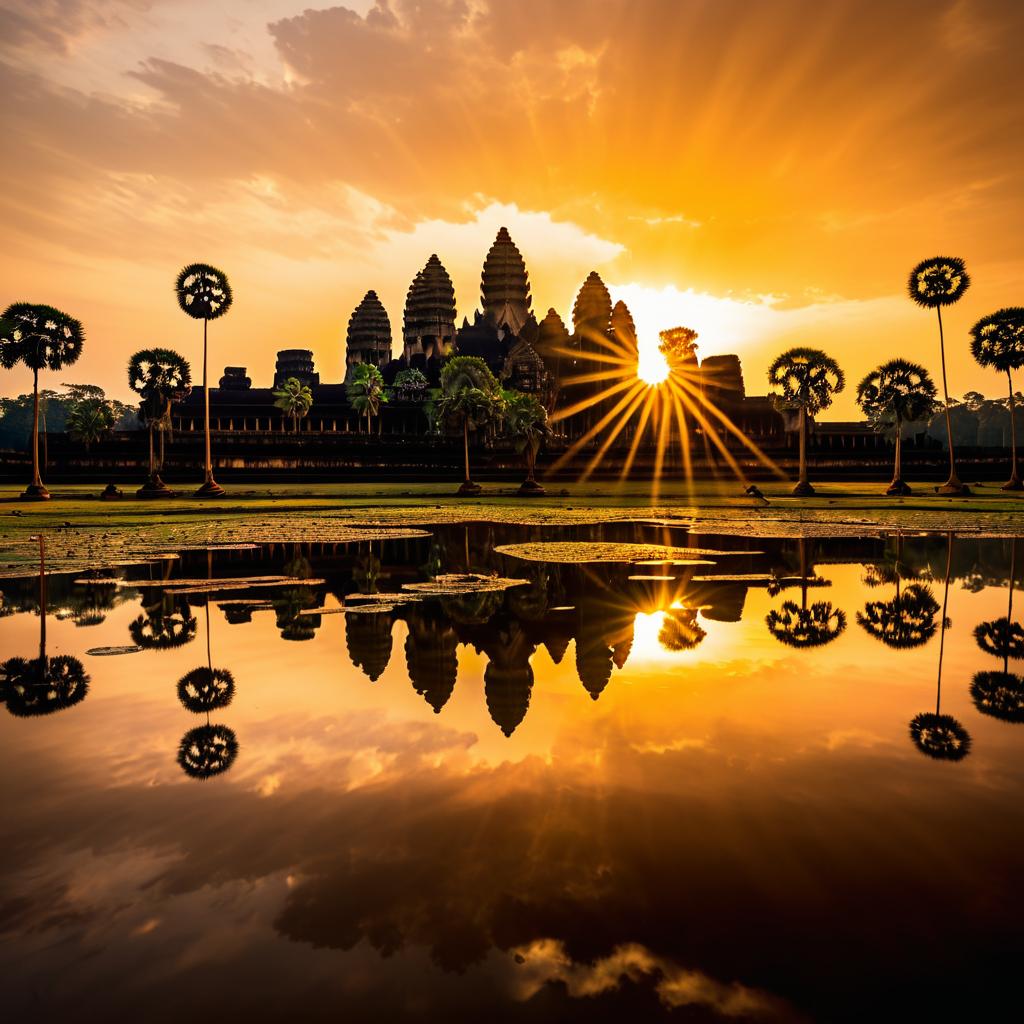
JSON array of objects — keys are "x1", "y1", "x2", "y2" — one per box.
[
  {"x1": 907, "y1": 256, "x2": 971, "y2": 494},
  {"x1": 392, "y1": 367, "x2": 429, "y2": 399},
  {"x1": 346, "y1": 362, "x2": 388, "y2": 434},
  {"x1": 658, "y1": 606, "x2": 706, "y2": 651},
  {"x1": 0, "y1": 303, "x2": 84, "y2": 500},
  {"x1": 856, "y1": 359, "x2": 938, "y2": 495},
  {"x1": 64, "y1": 396, "x2": 117, "y2": 452},
  {"x1": 767, "y1": 347, "x2": 845, "y2": 496},
  {"x1": 502, "y1": 389, "x2": 550, "y2": 495},
  {"x1": 175, "y1": 263, "x2": 232, "y2": 497},
  {"x1": 436, "y1": 356, "x2": 504, "y2": 495},
  {"x1": 273, "y1": 376, "x2": 314, "y2": 432},
  {"x1": 128, "y1": 348, "x2": 192, "y2": 496},
  {"x1": 970, "y1": 307, "x2": 1024, "y2": 490}
]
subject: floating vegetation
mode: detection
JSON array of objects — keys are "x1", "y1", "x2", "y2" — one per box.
[
  {"x1": 85, "y1": 645, "x2": 143, "y2": 657},
  {"x1": 346, "y1": 592, "x2": 424, "y2": 604},
  {"x1": 73, "y1": 577, "x2": 124, "y2": 586},
  {"x1": 402, "y1": 573, "x2": 529, "y2": 595},
  {"x1": 131, "y1": 575, "x2": 315, "y2": 589},
  {"x1": 628, "y1": 575, "x2": 677, "y2": 581},
  {"x1": 344, "y1": 603, "x2": 397, "y2": 614},
  {"x1": 494, "y1": 542, "x2": 742, "y2": 564},
  {"x1": 297, "y1": 606, "x2": 346, "y2": 616}
]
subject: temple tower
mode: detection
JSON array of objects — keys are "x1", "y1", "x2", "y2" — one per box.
[
  {"x1": 572, "y1": 271, "x2": 613, "y2": 352},
  {"x1": 273, "y1": 349, "x2": 319, "y2": 388},
  {"x1": 346, "y1": 290, "x2": 392, "y2": 370},
  {"x1": 610, "y1": 300, "x2": 639, "y2": 362},
  {"x1": 481, "y1": 226, "x2": 531, "y2": 335},
  {"x1": 403, "y1": 254, "x2": 457, "y2": 363}
]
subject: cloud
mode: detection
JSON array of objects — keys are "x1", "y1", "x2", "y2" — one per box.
[{"x1": 510, "y1": 939, "x2": 800, "y2": 1020}]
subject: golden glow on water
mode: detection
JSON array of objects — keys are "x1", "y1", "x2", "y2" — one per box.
[{"x1": 1, "y1": 533, "x2": 1022, "y2": 1021}]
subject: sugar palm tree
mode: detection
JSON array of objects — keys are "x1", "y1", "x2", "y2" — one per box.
[
  {"x1": 1, "y1": 535, "x2": 89, "y2": 717},
  {"x1": 175, "y1": 263, "x2": 232, "y2": 497},
  {"x1": 128, "y1": 348, "x2": 192, "y2": 497},
  {"x1": 767, "y1": 347, "x2": 845, "y2": 496},
  {"x1": 908, "y1": 256, "x2": 971, "y2": 494},
  {"x1": 437, "y1": 356, "x2": 504, "y2": 496},
  {"x1": 0, "y1": 303, "x2": 84, "y2": 500},
  {"x1": 856, "y1": 359, "x2": 938, "y2": 496},
  {"x1": 346, "y1": 362, "x2": 388, "y2": 434},
  {"x1": 969, "y1": 307, "x2": 1024, "y2": 490},
  {"x1": 273, "y1": 376, "x2": 314, "y2": 433},
  {"x1": 503, "y1": 390, "x2": 550, "y2": 496},
  {"x1": 909, "y1": 533, "x2": 970, "y2": 760}
]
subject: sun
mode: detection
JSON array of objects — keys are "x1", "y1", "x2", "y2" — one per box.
[{"x1": 637, "y1": 339, "x2": 670, "y2": 385}]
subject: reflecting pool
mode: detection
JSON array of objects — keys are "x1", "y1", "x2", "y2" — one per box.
[{"x1": 1, "y1": 523, "x2": 1023, "y2": 1022}]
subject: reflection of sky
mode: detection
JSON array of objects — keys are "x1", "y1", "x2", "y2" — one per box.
[{"x1": 1, "y1": 562, "x2": 1023, "y2": 1022}]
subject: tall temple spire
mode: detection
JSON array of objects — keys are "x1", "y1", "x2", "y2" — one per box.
[
  {"x1": 610, "y1": 299, "x2": 638, "y2": 360},
  {"x1": 572, "y1": 271, "x2": 613, "y2": 348},
  {"x1": 346, "y1": 290, "x2": 392, "y2": 370},
  {"x1": 481, "y1": 226, "x2": 531, "y2": 334},
  {"x1": 403, "y1": 254, "x2": 457, "y2": 363}
]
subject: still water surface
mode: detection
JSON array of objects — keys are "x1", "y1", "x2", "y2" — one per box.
[{"x1": 1, "y1": 523, "x2": 1022, "y2": 1022}]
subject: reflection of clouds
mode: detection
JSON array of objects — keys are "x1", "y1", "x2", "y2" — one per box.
[{"x1": 510, "y1": 939, "x2": 798, "y2": 1020}]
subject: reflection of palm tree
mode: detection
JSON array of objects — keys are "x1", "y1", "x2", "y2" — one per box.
[
  {"x1": 858, "y1": 535, "x2": 941, "y2": 650},
  {"x1": 766, "y1": 538, "x2": 846, "y2": 648},
  {"x1": 129, "y1": 593, "x2": 197, "y2": 649},
  {"x1": 909, "y1": 533, "x2": 970, "y2": 760},
  {"x1": 973, "y1": 540, "x2": 1023, "y2": 662},
  {"x1": 177, "y1": 568, "x2": 238, "y2": 779},
  {"x1": 971, "y1": 539, "x2": 1024, "y2": 723},
  {"x1": 970, "y1": 671, "x2": 1024, "y2": 723},
  {"x1": 2, "y1": 656, "x2": 89, "y2": 717},
  {"x1": 177, "y1": 666, "x2": 235, "y2": 713},
  {"x1": 658, "y1": 607, "x2": 706, "y2": 651},
  {"x1": 177, "y1": 724, "x2": 239, "y2": 779},
  {"x1": 1, "y1": 536, "x2": 89, "y2": 716}
]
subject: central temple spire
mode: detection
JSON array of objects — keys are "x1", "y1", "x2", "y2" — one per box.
[{"x1": 481, "y1": 226, "x2": 531, "y2": 334}]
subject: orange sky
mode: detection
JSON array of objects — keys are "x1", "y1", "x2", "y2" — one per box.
[{"x1": 2, "y1": 0, "x2": 1022, "y2": 417}]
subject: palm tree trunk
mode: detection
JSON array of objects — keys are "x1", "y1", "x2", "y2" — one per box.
[
  {"x1": 30, "y1": 367, "x2": 41, "y2": 488},
  {"x1": 894, "y1": 420, "x2": 902, "y2": 484},
  {"x1": 463, "y1": 418, "x2": 471, "y2": 484},
  {"x1": 792, "y1": 405, "x2": 813, "y2": 495},
  {"x1": 195, "y1": 318, "x2": 222, "y2": 496},
  {"x1": 149, "y1": 424, "x2": 156, "y2": 479},
  {"x1": 203, "y1": 319, "x2": 212, "y2": 482},
  {"x1": 936, "y1": 306, "x2": 963, "y2": 492},
  {"x1": 1005, "y1": 369, "x2": 1021, "y2": 489},
  {"x1": 159, "y1": 427, "x2": 165, "y2": 471}
]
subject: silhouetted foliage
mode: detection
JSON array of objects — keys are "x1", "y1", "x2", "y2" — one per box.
[
  {"x1": 970, "y1": 671, "x2": 1024, "y2": 723},
  {"x1": 177, "y1": 724, "x2": 239, "y2": 779},
  {"x1": 908, "y1": 712, "x2": 971, "y2": 761},
  {"x1": 658, "y1": 607, "x2": 707, "y2": 651},
  {"x1": 857, "y1": 583, "x2": 941, "y2": 649},
  {"x1": 1, "y1": 656, "x2": 89, "y2": 717},
  {"x1": 177, "y1": 667, "x2": 236, "y2": 713},
  {"x1": 767, "y1": 600, "x2": 847, "y2": 648},
  {"x1": 973, "y1": 617, "x2": 1024, "y2": 660}
]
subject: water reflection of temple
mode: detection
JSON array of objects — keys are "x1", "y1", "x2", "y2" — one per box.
[{"x1": 5, "y1": 530, "x2": 1023, "y2": 742}]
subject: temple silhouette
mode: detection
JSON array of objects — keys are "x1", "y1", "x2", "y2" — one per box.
[{"x1": 171, "y1": 227, "x2": 782, "y2": 445}]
